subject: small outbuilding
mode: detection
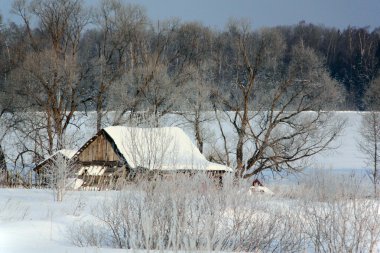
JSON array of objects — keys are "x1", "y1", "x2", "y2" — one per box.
[{"x1": 33, "y1": 149, "x2": 77, "y2": 186}]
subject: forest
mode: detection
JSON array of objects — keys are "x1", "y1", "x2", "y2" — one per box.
[
  {"x1": 0, "y1": 1, "x2": 379, "y2": 113},
  {"x1": 0, "y1": 0, "x2": 379, "y2": 178}
]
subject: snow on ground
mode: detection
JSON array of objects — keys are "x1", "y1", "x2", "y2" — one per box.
[
  {"x1": 0, "y1": 189, "x2": 129, "y2": 253},
  {"x1": 1, "y1": 188, "x2": 239, "y2": 253}
]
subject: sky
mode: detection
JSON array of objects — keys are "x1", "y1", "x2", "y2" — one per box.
[{"x1": 0, "y1": 0, "x2": 379, "y2": 30}]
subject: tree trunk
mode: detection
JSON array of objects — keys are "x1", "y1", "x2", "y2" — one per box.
[
  {"x1": 0, "y1": 144, "x2": 7, "y2": 185},
  {"x1": 96, "y1": 90, "x2": 103, "y2": 132},
  {"x1": 236, "y1": 95, "x2": 250, "y2": 177},
  {"x1": 194, "y1": 111, "x2": 203, "y2": 153},
  {"x1": 373, "y1": 112, "x2": 378, "y2": 197},
  {"x1": 0, "y1": 144, "x2": 7, "y2": 172},
  {"x1": 236, "y1": 131, "x2": 245, "y2": 177}
]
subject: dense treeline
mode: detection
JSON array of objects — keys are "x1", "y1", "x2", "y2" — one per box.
[
  {"x1": 0, "y1": 0, "x2": 375, "y2": 178},
  {"x1": 0, "y1": 1, "x2": 379, "y2": 114}
]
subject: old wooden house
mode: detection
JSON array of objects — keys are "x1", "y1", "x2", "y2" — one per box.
[{"x1": 72, "y1": 126, "x2": 232, "y2": 189}]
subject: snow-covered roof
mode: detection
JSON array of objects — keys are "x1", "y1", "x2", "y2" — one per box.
[
  {"x1": 103, "y1": 126, "x2": 232, "y2": 172},
  {"x1": 34, "y1": 149, "x2": 77, "y2": 171}
]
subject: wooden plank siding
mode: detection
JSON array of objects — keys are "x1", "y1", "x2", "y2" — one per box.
[{"x1": 78, "y1": 132, "x2": 120, "y2": 163}]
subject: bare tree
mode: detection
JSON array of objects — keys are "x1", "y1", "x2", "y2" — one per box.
[
  {"x1": 109, "y1": 61, "x2": 179, "y2": 127},
  {"x1": 91, "y1": 0, "x2": 148, "y2": 131},
  {"x1": 358, "y1": 111, "x2": 380, "y2": 196},
  {"x1": 208, "y1": 109, "x2": 233, "y2": 167},
  {"x1": 359, "y1": 76, "x2": 380, "y2": 196},
  {"x1": 11, "y1": 0, "x2": 89, "y2": 154},
  {"x1": 108, "y1": 19, "x2": 187, "y2": 127},
  {"x1": 176, "y1": 62, "x2": 215, "y2": 153},
  {"x1": 0, "y1": 74, "x2": 26, "y2": 185},
  {"x1": 215, "y1": 22, "x2": 345, "y2": 177}
]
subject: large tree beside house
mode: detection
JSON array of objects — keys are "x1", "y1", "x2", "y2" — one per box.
[{"x1": 213, "y1": 22, "x2": 345, "y2": 177}]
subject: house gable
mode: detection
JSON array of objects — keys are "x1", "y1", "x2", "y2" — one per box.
[{"x1": 77, "y1": 130, "x2": 124, "y2": 166}]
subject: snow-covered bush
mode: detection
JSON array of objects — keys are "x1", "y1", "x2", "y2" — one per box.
[
  {"x1": 302, "y1": 195, "x2": 380, "y2": 252},
  {"x1": 67, "y1": 221, "x2": 105, "y2": 247},
  {"x1": 271, "y1": 169, "x2": 370, "y2": 201},
  {"x1": 68, "y1": 173, "x2": 304, "y2": 252},
  {"x1": 68, "y1": 172, "x2": 380, "y2": 252}
]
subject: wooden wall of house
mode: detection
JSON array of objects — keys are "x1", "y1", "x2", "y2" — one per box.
[{"x1": 78, "y1": 133, "x2": 120, "y2": 163}]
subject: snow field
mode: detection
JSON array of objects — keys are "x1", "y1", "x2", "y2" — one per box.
[
  {"x1": 0, "y1": 189, "x2": 124, "y2": 253},
  {"x1": 2, "y1": 171, "x2": 379, "y2": 252}
]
